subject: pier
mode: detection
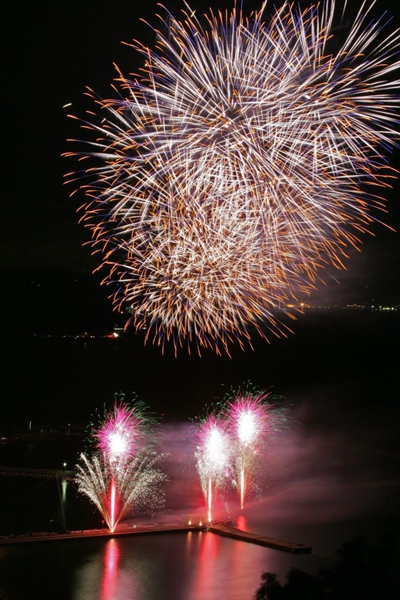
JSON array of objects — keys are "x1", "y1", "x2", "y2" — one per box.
[
  {"x1": 0, "y1": 465, "x2": 75, "y2": 480},
  {"x1": 0, "y1": 523, "x2": 311, "y2": 553},
  {"x1": 209, "y1": 524, "x2": 312, "y2": 554},
  {"x1": 0, "y1": 523, "x2": 199, "y2": 545}
]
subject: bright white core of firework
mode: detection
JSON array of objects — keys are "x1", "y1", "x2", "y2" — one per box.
[
  {"x1": 108, "y1": 431, "x2": 128, "y2": 460},
  {"x1": 238, "y1": 412, "x2": 258, "y2": 445}
]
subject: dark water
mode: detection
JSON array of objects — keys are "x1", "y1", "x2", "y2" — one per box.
[
  {"x1": 0, "y1": 532, "x2": 332, "y2": 600},
  {"x1": 1, "y1": 310, "x2": 400, "y2": 599},
  {"x1": 3, "y1": 309, "x2": 400, "y2": 426}
]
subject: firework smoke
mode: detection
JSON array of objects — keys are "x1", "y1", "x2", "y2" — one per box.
[{"x1": 66, "y1": 1, "x2": 400, "y2": 354}]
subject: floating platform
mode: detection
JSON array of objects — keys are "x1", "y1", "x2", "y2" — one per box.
[
  {"x1": 209, "y1": 524, "x2": 312, "y2": 554},
  {"x1": 0, "y1": 523, "x2": 198, "y2": 545},
  {"x1": 0, "y1": 523, "x2": 311, "y2": 554}
]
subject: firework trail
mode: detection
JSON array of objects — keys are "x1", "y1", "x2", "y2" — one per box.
[{"x1": 65, "y1": 1, "x2": 400, "y2": 354}]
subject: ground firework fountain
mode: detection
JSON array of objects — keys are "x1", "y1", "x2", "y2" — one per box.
[
  {"x1": 75, "y1": 395, "x2": 167, "y2": 532},
  {"x1": 194, "y1": 415, "x2": 232, "y2": 523},
  {"x1": 223, "y1": 385, "x2": 285, "y2": 509},
  {"x1": 193, "y1": 385, "x2": 286, "y2": 519}
]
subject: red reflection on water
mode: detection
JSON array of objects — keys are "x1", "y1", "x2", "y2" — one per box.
[
  {"x1": 188, "y1": 531, "x2": 219, "y2": 596},
  {"x1": 101, "y1": 538, "x2": 120, "y2": 600}
]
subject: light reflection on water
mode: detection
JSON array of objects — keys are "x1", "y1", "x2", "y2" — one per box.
[
  {"x1": 65, "y1": 532, "x2": 329, "y2": 600},
  {"x1": 100, "y1": 539, "x2": 120, "y2": 600}
]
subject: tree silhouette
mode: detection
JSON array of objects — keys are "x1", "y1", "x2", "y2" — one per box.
[{"x1": 254, "y1": 536, "x2": 400, "y2": 600}]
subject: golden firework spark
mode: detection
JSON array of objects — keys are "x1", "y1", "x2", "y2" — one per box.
[{"x1": 65, "y1": 1, "x2": 400, "y2": 354}]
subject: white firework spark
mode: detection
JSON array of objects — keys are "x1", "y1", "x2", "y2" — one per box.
[
  {"x1": 65, "y1": 1, "x2": 400, "y2": 354},
  {"x1": 75, "y1": 450, "x2": 168, "y2": 531}
]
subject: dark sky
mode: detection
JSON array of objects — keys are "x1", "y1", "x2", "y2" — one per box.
[{"x1": 2, "y1": 0, "x2": 399, "y2": 303}]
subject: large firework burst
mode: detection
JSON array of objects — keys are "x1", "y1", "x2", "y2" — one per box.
[{"x1": 66, "y1": 1, "x2": 400, "y2": 354}]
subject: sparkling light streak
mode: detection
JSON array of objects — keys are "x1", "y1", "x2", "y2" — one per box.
[
  {"x1": 110, "y1": 477, "x2": 117, "y2": 532},
  {"x1": 65, "y1": 1, "x2": 400, "y2": 354}
]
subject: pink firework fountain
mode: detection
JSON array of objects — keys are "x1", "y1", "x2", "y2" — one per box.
[
  {"x1": 193, "y1": 386, "x2": 286, "y2": 519},
  {"x1": 224, "y1": 385, "x2": 285, "y2": 509},
  {"x1": 195, "y1": 415, "x2": 231, "y2": 523},
  {"x1": 76, "y1": 395, "x2": 166, "y2": 532},
  {"x1": 95, "y1": 400, "x2": 148, "y2": 531}
]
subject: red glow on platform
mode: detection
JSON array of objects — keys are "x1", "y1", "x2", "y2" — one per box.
[{"x1": 236, "y1": 514, "x2": 247, "y2": 531}]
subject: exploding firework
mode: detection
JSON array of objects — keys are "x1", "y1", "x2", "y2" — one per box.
[
  {"x1": 91, "y1": 394, "x2": 156, "y2": 465},
  {"x1": 194, "y1": 414, "x2": 232, "y2": 522},
  {"x1": 75, "y1": 450, "x2": 167, "y2": 531},
  {"x1": 65, "y1": 1, "x2": 400, "y2": 354},
  {"x1": 223, "y1": 384, "x2": 286, "y2": 508},
  {"x1": 76, "y1": 395, "x2": 166, "y2": 531}
]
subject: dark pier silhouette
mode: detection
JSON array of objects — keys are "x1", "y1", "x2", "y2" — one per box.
[{"x1": 209, "y1": 524, "x2": 311, "y2": 554}]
